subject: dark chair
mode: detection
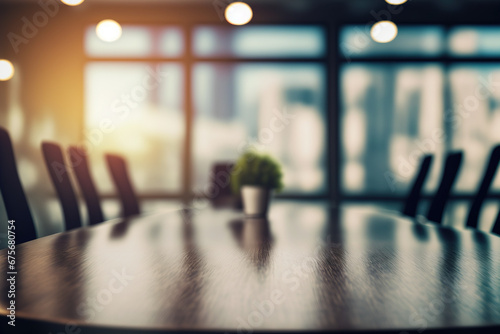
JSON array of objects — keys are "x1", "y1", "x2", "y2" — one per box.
[
  {"x1": 0, "y1": 127, "x2": 37, "y2": 244},
  {"x1": 41, "y1": 142, "x2": 82, "y2": 230},
  {"x1": 466, "y1": 145, "x2": 500, "y2": 229},
  {"x1": 402, "y1": 155, "x2": 433, "y2": 218},
  {"x1": 210, "y1": 162, "x2": 239, "y2": 208},
  {"x1": 105, "y1": 154, "x2": 140, "y2": 218},
  {"x1": 68, "y1": 146, "x2": 104, "y2": 225},
  {"x1": 426, "y1": 151, "x2": 463, "y2": 224},
  {"x1": 492, "y1": 215, "x2": 500, "y2": 236}
]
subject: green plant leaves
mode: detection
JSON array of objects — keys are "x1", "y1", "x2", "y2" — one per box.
[{"x1": 230, "y1": 150, "x2": 284, "y2": 193}]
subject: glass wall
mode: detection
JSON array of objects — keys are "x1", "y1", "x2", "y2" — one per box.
[
  {"x1": 85, "y1": 62, "x2": 184, "y2": 193},
  {"x1": 193, "y1": 26, "x2": 325, "y2": 58},
  {"x1": 85, "y1": 25, "x2": 185, "y2": 194},
  {"x1": 193, "y1": 63, "x2": 326, "y2": 194},
  {"x1": 85, "y1": 25, "x2": 327, "y2": 196},
  {"x1": 341, "y1": 63, "x2": 444, "y2": 194},
  {"x1": 340, "y1": 25, "x2": 444, "y2": 58},
  {"x1": 85, "y1": 24, "x2": 500, "y2": 206},
  {"x1": 340, "y1": 26, "x2": 500, "y2": 199}
]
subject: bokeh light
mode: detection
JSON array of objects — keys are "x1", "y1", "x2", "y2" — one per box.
[
  {"x1": 0, "y1": 59, "x2": 15, "y2": 81},
  {"x1": 225, "y1": 2, "x2": 253, "y2": 26},
  {"x1": 96, "y1": 20, "x2": 122, "y2": 42},
  {"x1": 385, "y1": 0, "x2": 408, "y2": 4},
  {"x1": 371, "y1": 21, "x2": 399, "y2": 43},
  {"x1": 60, "y1": 0, "x2": 85, "y2": 6}
]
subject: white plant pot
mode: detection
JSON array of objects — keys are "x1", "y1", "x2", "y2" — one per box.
[{"x1": 241, "y1": 186, "x2": 271, "y2": 217}]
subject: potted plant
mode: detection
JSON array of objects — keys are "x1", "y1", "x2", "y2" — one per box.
[{"x1": 231, "y1": 150, "x2": 283, "y2": 217}]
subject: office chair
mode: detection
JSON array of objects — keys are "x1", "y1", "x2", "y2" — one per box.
[
  {"x1": 105, "y1": 153, "x2": 140, "y2": 218},
  {"x1": 68, "y1": 145, "x2": 104, "y2": 225},
  {"x1": 492, "y1": 214, "x2": 500, "y2": 236},
  {"x1": 426, "y1": 151, "x2": 463, "y2": 224},
  {"x1": 466, "y1": 145, "x2": 500, "y2": 229},
  {"x1": 402, "y1": 155, "x2": 433, "y2": 218},
  {"x1": 42, "y1": 142, "x2": 82, "y2": 230},
  {"x1": 0, "y1": 127, "x2": 37, "y2": 244},
  {"x1": 209, "y1": 162, "x2": 239, "y2": 208}
]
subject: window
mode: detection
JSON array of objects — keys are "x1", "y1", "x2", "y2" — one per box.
[
  {"x1": 85, "y1": 26, "x2": 185, "y2": 194},
  {"x1": 341, "y1": 63, "x2": 444, "y2": 194},
  {"x1": 193, "y1": 26, "x2": 325, "y2": 58},
  {"x1": 193, "y1": 63, "x2": 326, "y2": 194},
  {"x1": 449, "y1": 27, "x2": 500, "y2": 57},
  {"x1": 340, "y1": 26, "x2": 444, "y2": 58},
  {"x1": 340, "y1": 25, "x2": 500, "y2": 198},
  {"x1": 85, "y1": 24, "x2": 327, "y2": 196},
  {"x1": 85, "y1": 25, "x2": 184, "y2": 58},
  {"x1": 448, "y1": 65, "x2": 500, "y2": 191}
]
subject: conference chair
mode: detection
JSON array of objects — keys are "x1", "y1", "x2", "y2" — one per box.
[
  {"x1": 426, "y1": 151, "x2": 463, "y2": 224},
  {"x1": 209, "y1": 162, "x2": 240, "y2": 208},
  {"x1": 42, "y1": 142, "x2": 82, "y2": 230},
  {"x1": 492, "y1": 214, "x2": 500, "y2": 236},
  {"x1": 0, "y1": 127, "x2": 37, "y2": 244},
  {"x1": 402, "y1": 155, "x2": 433, "y2": 218},
  {"x1": 105, "y1": 153, "x2": 140, "y2": 218},
  {"x1": 465, "y1": 145, "x2": 500, "y2": 229},
  {"x1": 68, "y1": 146, "x2": 104, "y2": 225}
]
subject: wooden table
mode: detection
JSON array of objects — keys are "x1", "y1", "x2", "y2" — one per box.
[{"x1": 1, "y1": 201, "x2": 499, "y2": 333}]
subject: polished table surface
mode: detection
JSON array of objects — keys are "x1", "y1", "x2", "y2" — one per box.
[{"x1": 1, "y1": 201, "x2": 499, "y2": 333}]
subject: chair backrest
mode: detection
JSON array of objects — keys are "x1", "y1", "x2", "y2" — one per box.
[
  {"x1": 402, "y1": 155, "x2": 433, "y2": 218},
  {"x1": 41, "y1": 142, "x2": 82, "y2": 230},
  {"x1": 0, "y1": 127, "x2": 37, "y2": 244},
  {"x1": 426, "y1": 151, "x2": 463, "y2": 224},
  {"x1": 492, "y1": 214, "x2": 500, "y2": 236},
  {"x1": 466, "y1": 145, "x2": 500, "y2": 229},
  {"x1": 105, "y1": 153, "x2": 140, "y2": 217},
  {"x1": 68, "y1": 146, "x2": 104, "y2": 225},
  {"x1": 210, "y1": 162, "x2": 238, "y2": 208}
]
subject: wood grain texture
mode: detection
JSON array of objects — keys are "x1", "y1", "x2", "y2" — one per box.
[{"x1": 0, "y1": 201, "x2": 499, "y2": 333}]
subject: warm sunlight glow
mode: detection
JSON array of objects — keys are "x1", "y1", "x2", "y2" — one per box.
[
  {"x1": 225, "y1": 2, "x2": 253, "y2": 26},
  {"x1": 60, "y1": 0, "x2": 85, "y2": 6},
  {"x1": 96, "y1": 20, "x2": 122, "y2": 42},
  {"x1": 371, "y1": 21, "x2": 398, "y2": 43},
  {"x1": 0, "y1": 59, "x2": 15, "y2": 81},
  {"x1": 385, "y1": 0, "x2": 408, "y2": 4}
]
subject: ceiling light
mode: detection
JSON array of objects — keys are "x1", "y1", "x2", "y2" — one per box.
[
  {"x1": 60, "y1": 0, "x2": 85, "y2": 6},
  {"x1": 371, "y1": 21, "x2": 398, "y2": 44},
  {"x1": 225, "y1": 2, "x2": 253, "y2": 26},
  {"x1": 96, "y1": 20, "x2": 122, "y2": 43},
  {"x1": 0, "y1": 60, "x2": 15, "y2": 81},
  {"x1": 385, "y1": 0, "x2": 408, "y2": 4}
]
